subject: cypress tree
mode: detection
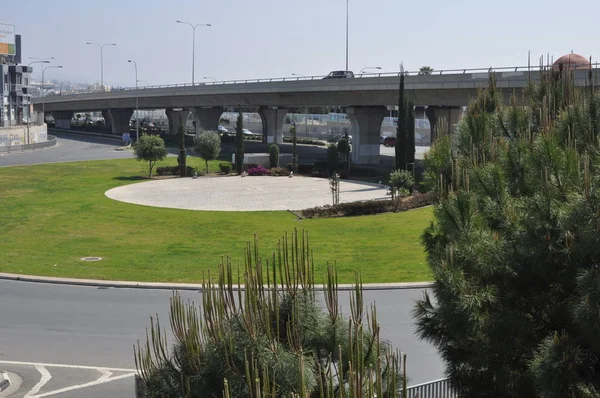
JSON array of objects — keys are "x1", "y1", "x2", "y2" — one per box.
[
  {"x1": 178, "y1": 113, "x2": 187, "y2": 177},
  {"x1": 406, "y1": 100, "x2": 415, "y2": 167},
  {"x1": 235, "y1": 108, "x2": 244, "y2": 174},
  {"x1": 395, "y1": 73, "x2": 407, "y2": 170}
]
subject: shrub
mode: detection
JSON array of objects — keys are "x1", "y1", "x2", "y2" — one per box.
[
  {"x1": 389, "y1": 169, "x2": 414, "y2": 199},
  {"x1": 194, "y1": 130, "x2": 222, "y2": 174},
  {"x1": 133, "y1": 134, "x2": 168, "y2": 177},
  {"x1": 156, "y1": 166, "x2": 196, "y2": 176},
  {"x1": 268, "y1": 143, "x2": 280, "y2": 168},
  {"x1": 270, "y1": 166, "x2": 289, "y2": 176},
  {"x1": 247, "y1": 165, "x2": 270, "y2": 176},
  {"x1": 301, "y1": 192, "x2": 435, "y2": 218},
  {"x1": 283, "y1": 136, "x2": 328, "y2": 146},
  {"x1": 219, "y1": 163, "x2": 232, "y2": 174}
]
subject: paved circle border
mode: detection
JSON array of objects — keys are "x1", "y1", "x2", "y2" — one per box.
[{"x1": 0, "y1": 272, "x2": 432, "y2": 291}]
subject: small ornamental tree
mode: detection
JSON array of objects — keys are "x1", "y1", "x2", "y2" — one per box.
[
  {"x1": 388, "y1": 169, "x2": 414, "y2": 200},
  {"x1": 268, "y1": 143, "x2": 279, "y2": 168},
  {"x1": 194, "y1": 130, "x2": 221, "y2": 174},
  {"x1": 235, "y1": 109, "x2": 245, "y2": 174},
  {"x1": 337, "y1": 132, "x2": 351, "y2": 174},
  {"x1": 134, "y1": 134, "x2": 168, "y2": 177}
]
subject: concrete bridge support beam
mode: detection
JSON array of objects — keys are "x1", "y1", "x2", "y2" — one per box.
[
  {"x1": 191, "y1": 107, "x2": 223, "y2": 135},
  {"x1": 347, "y1": 106, "x2": 387, "y2": 165},
  {"x1": 258, "y1": 106, "x2": 287, "y2": 144},
  {"x1": 101, "y1": 110, "x2": 111, "y2": 131},
  {"x1": 53, "y1": 111, "x2": 73, "y2": 129},
  {"x1": 414, "y1": 106, "x2": 426, "y2": 119},
  {"x1": 425, "y1": 106, "x2": 462, "y2": 143},
  {"x1": 165, "y1": 108, "x2": 191, "y2": 136},
  {"x1": 105, "y1": 108, "x2": 133, "y2": 136}
]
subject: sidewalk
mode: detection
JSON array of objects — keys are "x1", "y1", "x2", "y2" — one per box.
[{"x1": 0, "y1": 272, "x2": 432, "y2": 291}]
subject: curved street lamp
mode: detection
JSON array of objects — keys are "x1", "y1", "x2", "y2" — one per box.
[
  {"x1": 360, "y1": 66, "x2": 382, "y2": 74},
  {"x1": 86, "y1": 42, "x2": 116, "y2": 88},
  {"x1": 176, "y1": 20, "x2": 212, "y2": 85},
  {"x1": 128, "y1": 60, "x2": 139, "y2": 142},
  {"x1": 41, "y1": 65, "x2": 63, "y2": 117}
]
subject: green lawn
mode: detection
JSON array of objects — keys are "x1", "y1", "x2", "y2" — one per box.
[{"x1": 0, "y1": 157, "x2": 433, "y2": 284}]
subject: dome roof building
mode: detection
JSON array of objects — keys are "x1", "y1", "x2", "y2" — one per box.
[{"x1": 552, "y1": 52, "x2": 591, "y2": 70}]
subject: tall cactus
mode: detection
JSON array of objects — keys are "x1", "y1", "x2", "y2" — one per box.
[{"x1": 135, "y1": 230, "x2": 405, "y2": 397}]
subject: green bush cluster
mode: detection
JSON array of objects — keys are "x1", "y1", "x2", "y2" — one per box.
[
  {"x1": 268, "y1": 143, "x2": 280, "y2": 168},
  {"x1": 155, "y1": 166, "x2": 196, "y2": 176},
  {"x1": 283, "y1": 136, "x2": 328, "y2": 146},
  {"x1": 269, "y1": 166, "x2": 289, "y2": 176},
  {"x1": 219, "y1": 163, "x2": 232, "y2": 174},
  {"x1": 301, "y1": 192, "x2": 435, "y2": 218}
]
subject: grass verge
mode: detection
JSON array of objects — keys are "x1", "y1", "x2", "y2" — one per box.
[{"x1": 0, "y1": 157, "x2": 433, "y2": 284}]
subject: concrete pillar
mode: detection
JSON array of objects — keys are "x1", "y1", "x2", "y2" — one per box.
[
  {"x1": 258, "y1": 106, "x2": 288, "y2": 144},
  {"x1": 425, "y1": 106, "x2": 462, "y2": 143},
  {"x1": 101, "y1": 110, "x2": 111, "y2": 131},
  {"x1": 105, "y1": 108, "x2": 133, "y2": 135},
  {"x1": 165, "y1": 108, "x2": 191, "y2": 135},
  {"x1": 191, "y1": 106, "x2": 223, "y2": 135},
  {"x1": 414, "y1": 106, "x2": 426, "y2": 119},
  {"x1": 53, "y1": 111, "x2": 72, "y2": 129},
  {"x1": 347, "y1": 106, "x2": 387, "y2": 165}
]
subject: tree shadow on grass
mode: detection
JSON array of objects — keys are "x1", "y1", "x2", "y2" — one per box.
[{"x1": 112, "y1": 176, "x2": 150, "y2": 181}]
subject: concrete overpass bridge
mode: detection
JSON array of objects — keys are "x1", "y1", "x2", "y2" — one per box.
[{"x1": 33, "y1": 66, "x2": 597, "y2": 164}]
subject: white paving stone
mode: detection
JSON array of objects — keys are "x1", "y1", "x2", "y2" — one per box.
[{"x1": 105, "y1": 176, "x2": 390, "y2": 211}]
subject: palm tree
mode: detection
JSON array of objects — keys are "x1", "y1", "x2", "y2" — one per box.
[{"x1": 418, "y1": 66, "x2": 433, "y2": 75}]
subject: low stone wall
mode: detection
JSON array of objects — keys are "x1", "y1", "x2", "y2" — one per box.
[{"x1": 0, "y1": 124, "x2": 48, "y2": 147}]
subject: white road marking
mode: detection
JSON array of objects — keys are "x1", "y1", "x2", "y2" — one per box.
[
  {"x1": 30, "y1": 372, "x2": 136, "y2": 398},
  {"x1": 0, "y1": 360, "x2": 136, "y2": 373},
  {"x1": 24, "y1": 365, "x2": 51, "y2": 397}
]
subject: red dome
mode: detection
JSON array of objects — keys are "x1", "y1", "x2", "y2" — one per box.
[{"x1": 553, "y1": 53, "x2": 590, "y2": 70}]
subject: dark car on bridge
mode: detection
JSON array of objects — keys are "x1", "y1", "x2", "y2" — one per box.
[
  {"x1": 383, "y1": 136, "x2": 396, "y2": 147},
  {"x1": 324, "y1": 70, "x2": 355, "y2": 79}
]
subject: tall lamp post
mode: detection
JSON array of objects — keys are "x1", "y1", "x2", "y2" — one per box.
[
  {"x1": 176, "y1": 20, "x2": 212, "y2": 85},
  {"x1": 292, "y1": 73, "x2": 309, "y2": 136},
  {"x1": 345, "y1": 0, "x2": 349, "y2": 71},
  {"x1": 41, "y1": 65, "x2": 63, "y2": 121},
  {"x1": 28, "y1": 57, "x2": 53, "y2": 97},
  {"x1": 128, "y1": 60, "x2": 139, "y2": 142},
  {"x1": 86, "y1": 42, "x2": 116, "y2": 89},
  {"x1": 360, "y1": 66, "x2": 382, "y2": 74}
]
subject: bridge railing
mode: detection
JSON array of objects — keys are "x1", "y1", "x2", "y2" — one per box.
[
  {"x1": 0, "y1": 135, "x2": 57, "y2": 153},
  {"x1": 406, "y1": 378, "x2": 457, "y2": 398},
  {"x1": 38, "y1": 63, "x2": 599, "y2": 98}
]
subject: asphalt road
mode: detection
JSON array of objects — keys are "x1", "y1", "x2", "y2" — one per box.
[
  {"x1": 0, "y1": 280, "x2": 444, "y2": 397},
  {"x1": 0, "y1": 132, "x2": 142, "y2": 168}
]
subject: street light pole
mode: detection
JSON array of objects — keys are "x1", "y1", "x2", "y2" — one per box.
[
  {"x1": 128, "y1": 60, "x2": 139, "y2": 142},
  {"x1": 360, "y1": 66, "x2": 382, "y2": 74},
  {"x1": 41, "y1": 65, "x2": 63, "y2": 121},
  {"x1": 177, "y1": 20, "x2": 212, "y2": 85},
  {"x1": 292, "y1": 73, "x2": 309, "y2": 136},
  {"x1": 86, "y1": 43, "x2": 116, "y2": 89},
  {"x1": 345, "y1": 0, "x2": 349, "y2": 71}
]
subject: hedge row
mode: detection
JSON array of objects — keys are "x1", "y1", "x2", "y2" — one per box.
[{"x1": 301, "y1": 192, "x2": 436, "y2": 219}]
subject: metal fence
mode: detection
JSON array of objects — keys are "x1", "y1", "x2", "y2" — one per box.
[
  {"x1": 406, "y1": 378, "x2": 457, "y2": 398},
  {"x1": 0, "y1": 135, "x2": 57, "y2": 153}
]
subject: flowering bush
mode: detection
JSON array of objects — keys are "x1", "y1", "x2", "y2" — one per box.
[{"x1": 247, "y1": 165, "x2": 270, "y2": 176}]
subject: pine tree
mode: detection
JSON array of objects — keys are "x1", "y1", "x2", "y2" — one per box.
[
  {"x1": 235, "y1": 109, "x2": 244, "y2": 174},
  {"x1": 414, "y1": 69, "x2": 600, "y2": 397}
]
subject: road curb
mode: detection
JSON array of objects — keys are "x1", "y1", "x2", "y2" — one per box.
[
  {"x1": 0, "y1": 372, "x2": 10, "y2": 392},
  {"x1": 0, "y1": 273, "x2": 432, "y2": 291}
]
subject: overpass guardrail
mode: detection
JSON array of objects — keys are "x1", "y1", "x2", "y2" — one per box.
[{"x1": 35, "y1": 63, "x2": 599, "y2": 98}]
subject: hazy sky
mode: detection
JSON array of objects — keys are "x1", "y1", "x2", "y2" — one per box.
[{"x1": 5, "y1": 0, "x2": 600, "y2": 87}]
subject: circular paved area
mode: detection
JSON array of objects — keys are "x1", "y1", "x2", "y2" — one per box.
[{"x1": 105, "y1": 176, "x2": 389, "y2": 211}]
